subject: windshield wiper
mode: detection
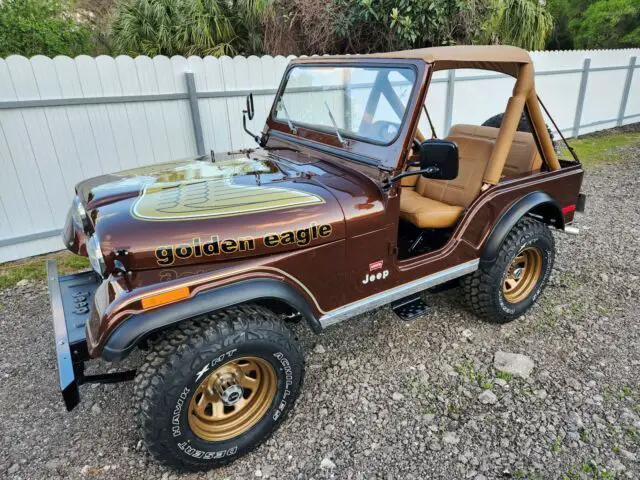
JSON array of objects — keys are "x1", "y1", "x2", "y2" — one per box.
[
  {"x1": 324, "y1": 101, "x2": 346, "y2": 147},
  {"x1": 279, "y1": 100, "x2": 297, "y2": 134}
]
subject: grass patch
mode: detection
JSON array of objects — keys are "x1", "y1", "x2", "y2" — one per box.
[
  {"x1": 562, "y1": 461, "x2": 614, "y2": 480},
  {"x1": 625, "y1": 425, "x2": 640, "y2": 443},
  {"x1": 495, "y1": 371, "x2": 513, "y2": 381},
  {"x1": 617, "y1": 386, "x2": 633, "y2": 400},
  {"x1": 580, "y1": 429, "x2": 590, "y2": 443},
  {"x1": 570, "y1": 130, "x2": 640, "y2": 168},
  {"x1": 0, "y1": 251, "x2": 89, "y2": 289},
  {"x1": 454, "y1": 360, "x2": 493, "y2": 390}
]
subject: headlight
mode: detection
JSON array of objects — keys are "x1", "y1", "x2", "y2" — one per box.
[
  {"x1": 71, "y1": 196, "x2": 91, "y2": 233},
  {"x1": 87, "y1": 235, "x2": 107, "y2": 277}
]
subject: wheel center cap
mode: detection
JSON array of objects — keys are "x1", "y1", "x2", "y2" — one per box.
[
  {"x1": 513, "y1": 267, "x2": 523, "y2": 280},
  {"x1": 220, "y1": 384, "x2": 244, "y2": 406}
]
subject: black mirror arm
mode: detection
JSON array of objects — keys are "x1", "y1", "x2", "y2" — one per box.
[
  {"x1": 242, "y1": 112, "x2": 260, "y2": 144},
  {"x1": 383, "y1": 167, "x2": 440, "y2": 190}
]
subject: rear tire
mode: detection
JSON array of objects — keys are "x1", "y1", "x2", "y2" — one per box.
[
  {"x1": 133, "y1": 304, "x2": 304, "y2": 471},
  {"x1": 461, "y1": 217, "x2": 555, "y2": 323},
  {"x1": 482, "y1": 112, "x2": 533, "y2": 133},
  {"x1": 482, "y1": 112, "x2": 559, "y2": 152}
]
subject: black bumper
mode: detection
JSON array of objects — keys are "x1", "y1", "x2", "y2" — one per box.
[{"x1": 47, "y1": 260, "x2": 101, "y2": 411}]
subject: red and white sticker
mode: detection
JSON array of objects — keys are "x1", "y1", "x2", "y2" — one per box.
[{"x1": 369, "y1": 260, "x2": 384, "y2": 272}]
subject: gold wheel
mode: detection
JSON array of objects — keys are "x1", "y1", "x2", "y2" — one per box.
[
  {"x1": 503, "y1": 246, "x2": 543, "y2": 303},
  {"x1": 188, "y1": 357, "x2": 277, "y2": 442}
]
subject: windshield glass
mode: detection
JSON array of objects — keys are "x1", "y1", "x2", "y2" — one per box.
[{"x1": 274, "y1": 65, "x2": 417, "y2": 145}]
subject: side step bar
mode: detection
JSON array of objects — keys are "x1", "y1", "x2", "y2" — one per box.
[{"x1": 391, "y1": 295, "x2": 432, "y2": 321}]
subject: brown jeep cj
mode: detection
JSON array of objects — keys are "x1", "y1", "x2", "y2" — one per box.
[{"x1": 48, "y1": 46, "x2": 585, "y2": 471}]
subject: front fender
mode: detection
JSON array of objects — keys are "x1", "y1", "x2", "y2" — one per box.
[
  {"x1": 481, "y1": 191, "x2": 563, "y2": 266},
  {"x1": 101, "y1": 278, "x2": 320, "y2": 361}
]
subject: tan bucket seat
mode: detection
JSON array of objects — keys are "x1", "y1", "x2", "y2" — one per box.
[
  {"x1": 448, "y1": 124, "x2": 543, "y2": 177},
  {"x1": 399, "y1": 124, "x2": 542, "y2": 229},
  {"x1": 400, "y1": 135, "x2": 494, "y2": 228}
]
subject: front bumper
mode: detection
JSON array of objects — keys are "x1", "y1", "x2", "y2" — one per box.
[
  {"x1": 47, "y1": 260, "x2": 137, "y2": 411},
  {"x1": 47, "y1": 260, "x2": 101, "y2": 411}
]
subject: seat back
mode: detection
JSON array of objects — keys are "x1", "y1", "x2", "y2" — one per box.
[
  {"x1": 448, "y1": 124, "x2": 542, "y2": 178},
  {"x1": 415, "y1": 135, "x2": 494, "y2": 208}
]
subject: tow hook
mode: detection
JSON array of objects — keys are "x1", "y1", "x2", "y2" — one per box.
[{"x1": 564, "y1": 225, "x2": 579, "y2": 235}]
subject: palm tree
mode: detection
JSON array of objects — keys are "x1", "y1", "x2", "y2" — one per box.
[
  {"x1": 110, "y1": 0, "x2": 273, "y2": 57},
  {"x1": 483, "y1": 0, "x2": 554, "y2": 51}
]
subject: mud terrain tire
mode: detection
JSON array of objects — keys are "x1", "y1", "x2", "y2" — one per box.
[
  {"x1": 482, "y1": 112, "x2": 559, "y2": 152},
  {"x1": 461, "y1": 217, "x2": 555, "y2": 323},
  {"x1": 133, "y1": 304, "x2": 304, "y2": 471},
  {"x1": 482, "y1": 112, "x2": 534, "y2": 132}
]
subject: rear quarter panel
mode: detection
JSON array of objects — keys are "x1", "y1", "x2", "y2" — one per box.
[{"x1": 460, "y1": 164, "x2": 584, "y2": 251}]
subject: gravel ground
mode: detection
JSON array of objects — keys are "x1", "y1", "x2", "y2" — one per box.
[{"x1": 1, "y1": 135, "x2": 639, "y2": 480}]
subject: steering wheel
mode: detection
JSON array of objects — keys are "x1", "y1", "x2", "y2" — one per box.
[{"x1": 359, "y1": 121, "x2": 400, "y2": 143}]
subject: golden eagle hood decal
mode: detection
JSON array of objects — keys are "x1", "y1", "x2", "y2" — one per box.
[{"x1": 132, "y1": 179, "x2": 325, "y2": 222}]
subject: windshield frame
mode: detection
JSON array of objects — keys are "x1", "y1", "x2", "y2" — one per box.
[
  {"x1": 271, "y1": 63, "x2": 419, "y2": 148},
  {"x1": 265, "y1": 58, "x2": 428, "y2": 171}
]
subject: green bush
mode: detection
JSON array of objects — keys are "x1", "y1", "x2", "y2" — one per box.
[
  {"x1": 481, "y1": 0, "x2": 554, "y2": 51},
  {"x1": 110, "y1": 0, "x2": 273, "y2": 56},
  {"x1": 268, "y1": 0, "x2": 555, "y2": 55},
  {"x1": 2, "y1": 0, "x2": 636, "y2": 61},
  {"x1": 547, "y1": 0, "x2": 640, "y2": 50},
  {"x1": 0, "y1": 0, "x2": 96, "y2": 57},
  {"x1": 571, "y1": 0, "x2": 640, "y2": 49}
]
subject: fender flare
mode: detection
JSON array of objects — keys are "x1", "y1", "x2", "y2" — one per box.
[
  {"x1": 480, "y1": 191, "x2": 564, "y2": 266},
  {"x1": 101, "y1": 278, "x2": 321, "y2": 361}
]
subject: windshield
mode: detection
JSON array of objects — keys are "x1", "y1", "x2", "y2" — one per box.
[{"x1": 274, "y1": 65, "x2": 417, "y2": 145}]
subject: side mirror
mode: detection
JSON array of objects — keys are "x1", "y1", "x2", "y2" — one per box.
[
  {"x1": 242, "y1": 93, "x2": 259, "y2": 144},
  {"x1": 244, "y1": 93, "x2": 255, "y2": 120},
  {"x1": 419, "y1": 139, "x2": 458, "y2": 180}
]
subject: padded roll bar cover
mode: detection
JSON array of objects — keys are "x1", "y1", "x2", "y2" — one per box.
[
  {"x1": 480, "y1": 191, "x2": 563, "y2": 265},
  {"x1": 482, "y1": 63, "x2": 561, "y2": 185},
  {"x1": 101, "y1": 278, "x2": 321, "y2": 361},
  {"x1": 483, "y1": 95, "x2": 527, "y2": 185},
  {"x1": 526, "y1": 89, "x2": 561, "y2": 172}
]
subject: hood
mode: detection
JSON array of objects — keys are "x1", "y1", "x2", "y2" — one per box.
[{"x1": 74, "y1": 151, "x2": 350, "y2": 272}]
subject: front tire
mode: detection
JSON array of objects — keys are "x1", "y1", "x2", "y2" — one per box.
[
  {"x1": 133, "y1": 304, "x2": 304, "y2": 471},
  {"x1": 461, "y1": 217, "x2": 555, "y2": 323}
]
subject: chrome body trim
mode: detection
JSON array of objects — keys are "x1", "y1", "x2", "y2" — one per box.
[{"x1": 319, "y1": 259, "x2": 479, "y2": 328}]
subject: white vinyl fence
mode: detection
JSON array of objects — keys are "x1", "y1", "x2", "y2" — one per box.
[{"x1": 1, "y1": 49, "x2": 639, "y2": 262}]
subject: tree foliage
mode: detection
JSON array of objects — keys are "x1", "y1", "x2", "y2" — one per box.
[
  {"x1": 481, "y1": 0, "x2": 554, "y2": 51},
  {"x1": 0, "y1": 0, "x2": 96, "y2": 57},
  {"x1": 1, "y1": 0, "x2": 637, "y2": 59},
  {"x1": 547, "y1": 0, "x2": 640, "y2": 50},
  {"x1": 76, "y1": 0, "x2": 119, "y2": 53},
  {"x1": 571, "y1": 0, "x2": 640, "y2": 49},
  {"x1": 110, "y1": 0, "x2": 273, "y2": 56},
  {"x1": 264, "y1": 0, "x2": 554, "y2": 55}
]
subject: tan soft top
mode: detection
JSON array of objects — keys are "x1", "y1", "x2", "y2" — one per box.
[
  {"x1": 366, "y1": 45, "x2": 532, "y2": 77},
  {"x1": 372, "y1": 45, "x2": 560, "y2": 181}
]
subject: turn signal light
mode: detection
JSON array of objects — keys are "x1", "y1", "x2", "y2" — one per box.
[{"x1": 141, "y1": 287, "x2": 190, "y2": 309}]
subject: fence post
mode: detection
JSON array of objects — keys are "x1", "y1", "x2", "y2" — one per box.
[
  {"x1": 572, "y1": 58, "x2": 590, "y2": 138},
  {"x1": 617, "y1": 56, "x2": 637, "y2": 126},
  {"x1": 342, "y1": 68, "x2": 352, "y2": 131},
  {"x1": 444, "y1": 69, "x2": 456, "y2": 134},
  {"x1": 185, "y1": 71, "x2": 205, "y2": 156}
]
